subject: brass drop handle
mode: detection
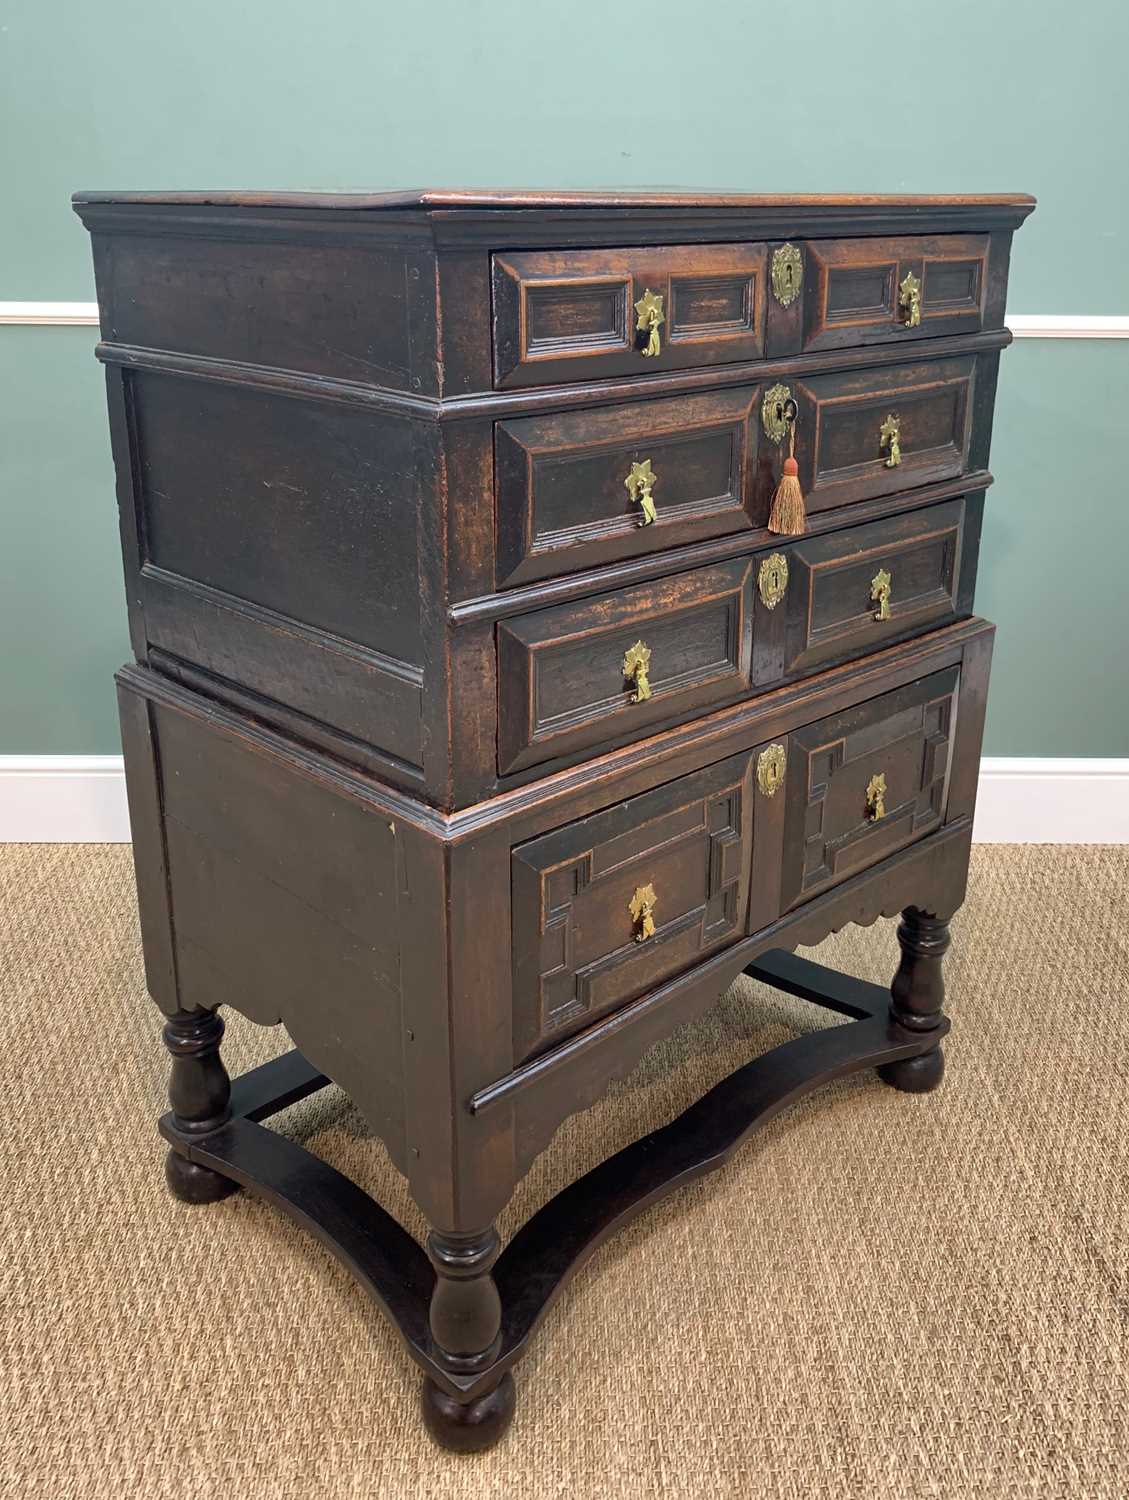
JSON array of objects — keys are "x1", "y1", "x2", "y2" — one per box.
[
  {"x1": 625, "y1": 459, "x2": 657, "y2": 526},
  {"x1": 623, "y1": 640, "x2": 652, "y2": 703},
  {"x1": 629, "y1": 883, "x2": 657, "y2": 943},
  {"x1": 634, "y1": 288, "x2": 664, "y2": 357},
  {"x1": 865, "y1": 772, "x2": 887, "y2": 822},
  {"x1": 880, "y1": 414, "x2": 901, "y2": 467},
  {"x1": 899, "y1": 271, "x2": 921, "y2": 328},
  {"x1": 871, "y1": 567, "x2": 892, "y2": 622}
]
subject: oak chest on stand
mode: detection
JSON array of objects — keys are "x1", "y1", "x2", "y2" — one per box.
[{"x1": 73, "y1": 187, "x2": 1034, "y2": 1451}]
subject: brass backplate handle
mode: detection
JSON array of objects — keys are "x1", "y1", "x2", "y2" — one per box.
[
  {"x1": 623, "y1": 640, "x2": 652, "y2": 703},
  {"x1": 880, "y1": 413, "x2": 901, "y2": 467},
  {"x1": 865, "y1": 772, "x2": 887, "y2": 822},
  {"x1": 899, "y1": 271, "x2": 921, "y2": 328},
  {"x1": 771, "y1": 244, "x2": 803, "y2": 307},
  {"x1": 629, "y1": 883, "x2": 657, "y2": 943},
  {"x1": 634, "y1": 289, "x2": 664, "y2": 357},
  {"x1": 871, "y1": 567, "x2": 892, "y2": 622},
  {"x1": 625, "y1": 459, "x2": 658, "y2": 526},
  {"x1": 758, "y1": 553, "x2": 789, "y2": 610},
  {"x1": 757, "y1": 743, "x2": 787, "y2": 797}
]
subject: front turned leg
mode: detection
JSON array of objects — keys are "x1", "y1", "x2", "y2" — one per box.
[
  {"x1": 162, "y1": 1008, "x2": 239, "y2": 1204},
  {"x1": 877, "y1": 907, "x2": 951, "y2": 1094},
  {"x1": 421, "y1": 1226, "x2": 515, "y2": 1453}
]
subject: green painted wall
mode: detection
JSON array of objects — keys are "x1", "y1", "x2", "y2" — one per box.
[{"x1": 1, "y1": 0, "x2": 1127, "y2": 755}]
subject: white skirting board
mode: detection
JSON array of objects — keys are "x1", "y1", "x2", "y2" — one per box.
[{"x1": 0, "y1": 756, "x2": 1126, "y2": 844}]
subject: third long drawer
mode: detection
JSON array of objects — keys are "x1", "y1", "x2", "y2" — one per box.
[{"x1": 497, "y1": 494, "x2": 979, "y2": 776}]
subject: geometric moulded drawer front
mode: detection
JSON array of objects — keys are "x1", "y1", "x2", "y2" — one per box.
[
  {"x1": 510, "y1": 750, "x2": 754, "y2": 1061},
  {"x1": 493, "y1": 243, "x2": 768, "y2": 388},
  {"x1": 494, "y1": 386, "x2": 761, "y2": 586},
  {"x1": 778, "y1": 667, "x2": 959, "y2": 911},
  {"x1": 781, "y1": 234, "x2": 990, "y2": 354},
  {"x1": 782, "y1": 356, "x2": 976, "y2": 520},
  {"x1": 752, "y1": 499, "x2": 968, "y2": 686},
  {"x1": 497, "y1": 557, "x2": 754, "y2": 776}
]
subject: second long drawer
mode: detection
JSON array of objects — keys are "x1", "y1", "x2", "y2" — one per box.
[{"x1": 497, "y1": 496, "x2": 977, "y2": 775}]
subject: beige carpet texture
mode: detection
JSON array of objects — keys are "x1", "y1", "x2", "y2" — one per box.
[{"x1": 1, "y1": 843, "x2": 1126, "y2": 1499}]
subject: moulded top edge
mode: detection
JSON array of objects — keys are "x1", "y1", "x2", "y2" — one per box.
[{"x1": 70, "y1": 187, "x2": 1037, "y2": 213}]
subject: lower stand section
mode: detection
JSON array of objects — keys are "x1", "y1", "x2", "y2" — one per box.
[{"x1": 158, "y1": 940, "x2": 950, "y2": 1451}]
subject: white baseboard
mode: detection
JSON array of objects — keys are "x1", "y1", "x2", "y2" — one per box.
[
  {"x1": 0, "y1": 755, "x2": 1126, "y2": 844},
  {"x1": 971, "y1": 758, "x2": 1129, "y2": 843},
  {"x1": 0, "y1": 757, "x2": 131, "y2": 841}
]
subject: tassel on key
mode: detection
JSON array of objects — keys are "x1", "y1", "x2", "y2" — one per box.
[{"x1": 768, "y1": 408, "x2": 806, "y2": 536}]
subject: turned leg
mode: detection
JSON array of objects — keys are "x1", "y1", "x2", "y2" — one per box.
[
  {"x1": 420, "y1": 1226, "x2": 515, "y2": 1452},
  {"x1": 877, "y1": 907, "x2": 950, "y2": 1094},
  {"x1": 162, "y1": 1008, "x2": 239, "y2": 1204}
]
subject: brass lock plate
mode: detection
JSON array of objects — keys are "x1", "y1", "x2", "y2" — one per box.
[
  {"x1": 771, "y1": 243, "x2": 803, "y2": 308},
  {"x1": 757, "y1": 552, "x2": 789, "y2": 610},
  {"x1": 756, "y1": 743, "x2": 787, "y2": 797},
  {"x1": 762, "y1": 383, "x2": 793, "y2": 445}
]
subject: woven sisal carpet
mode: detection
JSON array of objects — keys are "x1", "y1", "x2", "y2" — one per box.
[{"x1": 1, "y1": 844, "x2": 1126, "y2": 1498}]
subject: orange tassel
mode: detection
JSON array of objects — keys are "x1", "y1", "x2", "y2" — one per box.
[{"x1": 768, "y1": 419, "x2": 806, "y2": 536}]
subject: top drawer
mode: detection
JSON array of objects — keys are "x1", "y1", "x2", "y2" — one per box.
[
  {"x1": 491, "y1": 234, "x2": 993, "y2": 387},
  {"x1": 778, "y1": 235, "x2": 991, "y2": 354},
  {"x1": 493, "y1": 244, "x2": 768, "y2": 387}
]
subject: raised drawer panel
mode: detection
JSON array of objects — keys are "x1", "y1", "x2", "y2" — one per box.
[
  {"x1": 777, "y1": 668, "x2": 959, "y2": 911},
  {"x1": 492, "y1": 244, "x2": 768, "y2": 387},
  {"x1": 497, "y1": 559, "x2": 754, "y2": 775},
  {"x1": 753, "y1": 499, "x2": 969, "y2": 684},
  {"x1": 495, "y1": 387, "x2": 760, "y2": 586},
  {"x1": 511, "y1": 751, "x2": 754, "y2": 1059},
  {"x1": 769, "y1": 235, "x2": 990, "y2": 354},
  {"x1": 779, "y1": 356, "x2": 974, "y2": 518}
]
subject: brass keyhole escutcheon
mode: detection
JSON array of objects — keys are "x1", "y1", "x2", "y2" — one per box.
[
  {"x1": 762, "y1": 383, "x2": 794, "y2": 445},
  {"x1": 771, "y1": 243, "x2": 803, "y2": 307},
  {"x1": 899, "y1": 271, "x2": 921, "y2": 328},
  {"x1": 629, "y1": 883, "x2": 657, "y2": 943},
  {"x1": 758, "y1": 552, "x2": 789, "y2": 610},
  {"x1": 871, "y1": 567, "x2": 892, "y2": 622},
  {"x1": 634, "y1": 288, "x2": 664, "y2": 358},
  {"x1": 756, "y1": 743, "x2": 787, "y2": 797},
  {"x1": 625, "y1": 459, "x2": 658, "y2": 526},
  {"x1": 623, "y1": 640, "x2": 652, "y2": 703},
  {"x1": 880, "y1": 413, "x2": 901, "y2": 467},
  {"x1": 865, "y1": 772, "x2": 887, "y2": 822}
]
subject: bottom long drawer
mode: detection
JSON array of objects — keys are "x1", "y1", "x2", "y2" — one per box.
[{"x1": 510, "y1": 661, "x2": 970, "y2": 1062}]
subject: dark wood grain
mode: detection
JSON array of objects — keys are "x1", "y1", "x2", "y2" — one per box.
[{"x1": 79, "y1": 188, "x2": 1029, "y2": 1450}]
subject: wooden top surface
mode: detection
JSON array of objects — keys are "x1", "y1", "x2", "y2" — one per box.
[{"x1": 71, "y1": 186, "x2": 1037, "y2": 212}]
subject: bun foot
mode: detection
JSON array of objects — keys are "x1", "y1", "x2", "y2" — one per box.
[
  {"x1": 878, "y1": 1044, "x2": 944, "y2": 1094},
  {"x1": 165, "y1": 1147, "x2": 239, "y2": 1205},
  {"x1": 421, "y1": 1371, "x2": 516, "y2": 1453}
]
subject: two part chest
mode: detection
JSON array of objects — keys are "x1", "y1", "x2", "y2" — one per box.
[{"x1": 78, "y1": 192, "x2": 1026, "y2": 1086}]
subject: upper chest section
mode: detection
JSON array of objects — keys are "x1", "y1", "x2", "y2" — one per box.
[{"x1": 74, "y1": 192, "x2": 1033, "y2": 406}]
